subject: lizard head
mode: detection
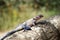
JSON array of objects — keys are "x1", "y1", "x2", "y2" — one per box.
[{"x1": 33, "y1": 14, "x2": 43, "y2": 20}]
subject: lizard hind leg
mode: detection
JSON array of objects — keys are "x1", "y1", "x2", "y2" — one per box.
[{"x1": 23, "y1": 26, "x2": 32, "y2": 32}]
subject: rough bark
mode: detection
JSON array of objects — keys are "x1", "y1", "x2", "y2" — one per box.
[
  {"x1": 47, "y1": 15, "x2": 60, "y2": 32},
  {"x1": 3, "y1": 15, "x2": 60, "y2": 40}
]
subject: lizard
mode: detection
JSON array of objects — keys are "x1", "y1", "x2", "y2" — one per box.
[{"x1": 0, "y1": 14, "x2": 43, "y2": 40}]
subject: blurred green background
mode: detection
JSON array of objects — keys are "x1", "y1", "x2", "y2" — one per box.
[{"x1": 0, "y1": 0, "x2": 60, "y2": 32}]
